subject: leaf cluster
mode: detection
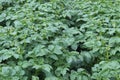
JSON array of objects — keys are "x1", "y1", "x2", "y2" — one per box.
[{"x1": 0, "y1": 0, "x2": 120, "y2": 80}]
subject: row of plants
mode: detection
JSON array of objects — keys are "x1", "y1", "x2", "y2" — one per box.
[{"x1": 0, "y1": 0, "x2": 120, "y2": 80}]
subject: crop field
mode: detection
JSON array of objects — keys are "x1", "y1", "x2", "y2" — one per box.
[{"x1": 0, "y1": 0, "x2": 120, "y2": 80}]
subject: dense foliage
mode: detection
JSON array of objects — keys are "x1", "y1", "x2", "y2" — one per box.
[{"x1": 0, "y1": 0, "x2": 120, "y2": 80}]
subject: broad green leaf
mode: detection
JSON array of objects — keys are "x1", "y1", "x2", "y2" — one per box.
[
  {"x1": 53, "y1": 45, "x2": 63, "y2": 55},
  {"x1": 42, "y1": 64, "x2": 52, "y2": 72},
  {"x1": 32, "y1": 76, "x2": 39, "y2": 80}
]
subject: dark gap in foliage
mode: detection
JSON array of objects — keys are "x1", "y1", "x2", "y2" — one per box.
[
  {"x1": 1, "y1": 59, "x2": 8, "y2": 64},
  {"x1": 28, "y1": 68, "x2": 46, "y2": 80},
  {"x1": 1, "y1": 56, "x2": 18, "y2": 65},
  {"x1": 76, "y1": 44, "x2": 91, "y2": 52},
  {"x1": 24, "y1": 68, "x2": 34, "y2": 80},
  {"x1": 109, "y1": 77, "x2": 117, "y2": 80},
  {"x1": 0, "y1": 19, "x2": 15, "y2": 27},
  {"x1": 60, "y1": 14, "x2": 87, "y2": 29},
  {"x1": 68, "y1": 42, "x2": 91, "y2": 53},
  {"x1": 69, "y1": 53, "x2": 101, "y2": 75},
  {"x1": 0, "y1": 20, "x2": 6, "y2": 27},
  {"x1": 1, "y1": 1, "x2": 15, "y2": 11}
]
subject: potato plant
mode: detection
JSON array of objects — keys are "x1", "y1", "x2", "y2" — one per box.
[{"x1": 0, "y1": 0, "x2": 120, "y2": 80}]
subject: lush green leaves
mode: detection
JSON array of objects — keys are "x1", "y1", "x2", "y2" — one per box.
[{"x1": 0, "y1": 0, "x2": 120, "y2": 80}]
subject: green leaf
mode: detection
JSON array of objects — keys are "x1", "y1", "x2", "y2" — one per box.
[
  {"x1": 42, "y1": 64, "x2": 52, "y2": 72},
  {"x1": 71, "y1": 43, "x2": 78, "y2": 50},
  {"x1": 48, "y1": 45, "x2": 54, "y2": 51},
  {"x1": 45, "y1": 76, "x2": 59, "y2": 80},
  {"x1": 109, "y1": 37, "x2": 120, "y2": 45},
  {"x1": 32, "y1": 76, "x2": 39, "y2": 80},
  {"x1": 12, "y1": 53, "x2": 19, "y2": 59},
  {"x1": 49, "y1": 55, "x2": 58, "y2": 60},
  {"x1": 53, "y1": 45, "x2": 63, "y2": 55},
  {"x1": 0, "y1": 13, "x2": 6, "y2": 22},
  {"x1": 22, "y1": 61, "x2": 32, "y2": 68}
]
